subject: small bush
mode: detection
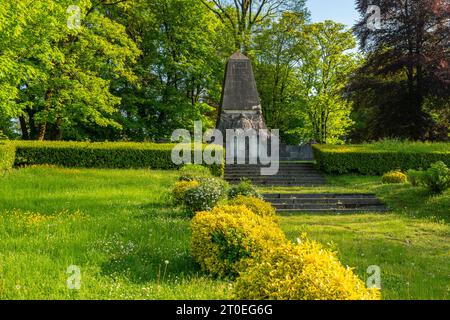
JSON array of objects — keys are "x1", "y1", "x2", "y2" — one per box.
[
  {"x1": 407, "y1": 169, "x2": 424, "y2": 187},
  {"x1": 172, "y1": 180, "x2": 200, "y2": 205},
  {"x1": 228, "y1": 179, "x2": 262, "y2": 199},
  {"x1": 0, "y1": 143, "x2": 16, "y2": 174},
  {"x1": 381, "y1": 170, "x2": 408, "y2": 184},
  {"x1": 184, "y1": 178, "x2": 228, "y2": 214},
  {"x1": 179, "y1": 164, "x2": 212, "y2": 181},
  {"x1": 190, "y1": 205, "x2": 285, "y2": 278},
  {"x1": 228, "y1": 196, "x2": 277, "y2": 221},
  {"x1": 421, "y1": 161, "x2": 450, "y2": 194},
  {"x1": 234, "y1": 239, "x2": 381, "y2": 300},
  {"x1": 0, "y1": 130, "x2": 8, "y2": 141}
]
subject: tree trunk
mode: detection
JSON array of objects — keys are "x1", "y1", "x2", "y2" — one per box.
[
  {"x1": 37, "y1": 123, "x2": 47, "y2": 141},
  {"x1": 19, "y1": 116, "x2": 29, "y2": 140}
]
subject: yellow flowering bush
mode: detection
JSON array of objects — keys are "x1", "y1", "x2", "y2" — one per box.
[
  {"x1": 234, "y1": 238, "x2": 381, "y2": 300},
  {"x1": 190, "y1": 205, "x2": 285, "y2": 279},
  {"x1": 381, "y1": 170, "x2": 408, "y2": 184},
  {"x1": 172, "y1": 180, "x2": 200, "y2": 205},
  {"x1": 228, "y1": 196, "x2": 277, "y2": 222}
]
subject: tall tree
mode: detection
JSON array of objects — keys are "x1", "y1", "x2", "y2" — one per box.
[
  {"x1": 0, "y1": 0, "x2": 140, "y2": 140},
  {"x1": 104, "y1": 0, "x2": 231, "y2": 141},
  {"x1": 253, "y1": 12, "x2": 308, "y2": 143},
  {"x1": 199, "y1": 0, "x2": 306, "y2": 52},
  {"x1": 296, "y1": 21, "x2": 357, "y2": 144},
  {"x1": 351, "y1": 0, "x2": 450, "y2": 140}
]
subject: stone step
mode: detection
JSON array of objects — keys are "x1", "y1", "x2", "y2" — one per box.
[
  {"x1": 276, "y1": 208, "x2": 388, "y2": 213},
  {"x1": 263, "y1": 193, "x2": 388, "y2": 213},
  {"x1": 263, "y1": 193, "x2": 376, "y2": 199},
  {"x1": 225, "y1": 174, "x2": 324, "y2": 178},
  {"x1": 225, "y1": 165, "x2": 316, "y2": 169},
  {"x1": 267, "y1": 198, "x2": 383, "y2": 205},
  {"x1": 272, "y1": 204, "x2": 386, "y2": 210}
]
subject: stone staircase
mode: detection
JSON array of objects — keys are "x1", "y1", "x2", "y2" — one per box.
[
  {"x1": 224, "y1": 162, "x2": 326, "y2": 187},
  {"x1": 263, "y1": 193, "x2": 388, "y2": 213}
]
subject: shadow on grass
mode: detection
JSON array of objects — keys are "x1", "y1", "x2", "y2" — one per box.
[{"x1": 373, "y1": 184, "x2": 450, "y2": 223}]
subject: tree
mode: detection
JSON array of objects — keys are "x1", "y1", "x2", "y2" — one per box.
[
  {"x1": 351, "y1": 0, "x2": 450, "y2": 140},
  {"x1": 104, "y1": 0, "x2": 231, "y2": 141},
  {"x1": 199, "y1": 0, "x2": 306, "y2": 52},
  {"x1": 253, "y1": 12, "x2": 308, "y2": 143},
  {"x1": 0, "y1": 0, "x2": 140, "y2": 140},
  {"x1": 295, "y1": 21, "x2": 358, "y2": 144}
]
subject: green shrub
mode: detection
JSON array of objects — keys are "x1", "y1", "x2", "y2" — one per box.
[
  {"x1": 381, "y1": 170, "x2": 408, "y2": 184},
  {"x1": 172, "y1": 180, "x2": 200, "y2": 205},
  {"x1": 234, "y1": 239, "x2": 380, "y2": 300},
  {"x1": 0, "y1": 143, "x2": 16, "y2": 174},
  {"x1": 421, "y1": 162, "x2": 450, "y2": 194},
  {"x1": 407, "y1": 169, "x2": 425, "y2": 187},
  {"x1": 0, "y1": 130, "x2": 8, "y2": 141},
  {"x1": 13, "y1": 141, "x2": 224, "y2": 174},
  {"x1": 313, "y1": 142, "x2": 450, "y2": 175},
  {"x1": 190, "y1": 205, "x2": 285, "y2": 278},
  {"x1": 228, "y1": 179, "x2": 262, "y2": 199},
  {"x1": 228, "y1": 196, "x2": 277, "y2": 221},
  {"x1": 178, "y1": 164, "x2": 212, "y2": 181},
  {"x1": 183, "y1": 178, "x2": 228, "y2": 214}
]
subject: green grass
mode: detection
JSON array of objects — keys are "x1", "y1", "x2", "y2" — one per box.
[
  {"x1": 0, "y1": 167, "x2": 232, "y2": 299},
  {"x1": 0, "y1": 167, "x2": 449, "y2": 300}
]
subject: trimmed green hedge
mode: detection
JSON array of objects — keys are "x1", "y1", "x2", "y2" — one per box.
[
  {"x1": 13, "y1": 141, "x2": 224, "y2": 176},
  {"x1": 313, "y1": 143, "x2": 450, "y2": 175},
  {"x1": 0, "y1": 143, "x2": 16, "y2": 173}
]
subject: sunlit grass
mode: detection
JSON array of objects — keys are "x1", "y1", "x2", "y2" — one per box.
[
  {"x1": 0, "y1": 167, "x2": 448, "y2": 299},
  {"x1": 0, "y1": 167, "x2": 231, "y2": 299}
]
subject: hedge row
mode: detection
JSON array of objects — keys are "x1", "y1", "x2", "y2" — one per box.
[
  {"x1": 11, "y1": 141, "x2": 224, "y2": 176},
  {"x1": 313, "y1": 144, "x2": 450, "y2": 175},
  {"x1": 0, "y1": 143, "x2": 16, "y2": 173}
]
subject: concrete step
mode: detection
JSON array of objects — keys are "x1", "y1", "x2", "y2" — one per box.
[
  {"x1": 272, "y1": 204, "x2": 386, "y2": 210},
  {"x1": 229, "y1": 182, "x2": 326, "y2": 186},
  {"x1": 268, "y1": 198, "x2": 383, "y2": 205},
  {"x1": 263, "y1": 193, "x2": 388, "y2": 213},
  {"x1": 226, "y1": 176, "x2": 325, "y2": 180},
  {"x1": 276, "y1": 208, "x2": 388, "y2": 213},
  {"x1": 263, "y1": 193, "x2": 376, "y2": 199}
]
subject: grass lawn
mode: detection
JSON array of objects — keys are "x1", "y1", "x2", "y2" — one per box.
[
  {"x1": 0, "y1": 167, "x2": 231, "y2": 299},
  {"x1": 0, "y1": 167, "x2": 449, "y2": 300}
]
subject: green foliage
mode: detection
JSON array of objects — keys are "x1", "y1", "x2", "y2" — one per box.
[
  {"x1": 0, "y1": 0, "x2": 140, "y2": 140},
  {"x1": 190, "y1": 205, "x2": 286, "y2": 278},
  {"x1": 313, "y1": 142, "x2": 450, "y2": 175},
  {"x1": 254, "y1": 17, "x2": 358, "y2": 144},
  {"x1": 183, "y1": 178, "x2": 229, "y2": 214},
  {"x1": 407, "y1": 169, "x2": 425, "y2": 187},
  {"x1": 228, "y1": 179, "x2": 262, "y2": 199},
  {"x1": 106, "y1": 0, "x2": 229, "y2": 141},
  {"x1": 0, "y1": 143, "x2": 15, "y2": 173},
  {"x1": 0, "y1": 130, "x2": 8, "y2": 141},
  {"x1": 295, "y1": 21, "x2": 357, "y2": 144},
  {"x1": 13, "y1": 141, "x2": 224, "y2": 172},
  {"x1": 382, "y1": 171, "x2": 408, "y2": 184},
  {"x1": 234, "y1": 239, "x2": 380, "y2": 300},
  {"x1": 178, "y1": 164, "x2": 213, "y2": 181},
  {"x1": 172, "y1": 180, "x2": 200, "y2": 205},
  {"x1": 420, "y1": 162, "x2": 450, "y2": 194}
]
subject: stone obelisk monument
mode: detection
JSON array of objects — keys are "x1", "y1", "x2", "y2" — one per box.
[{"x1": 216, "y1": 51, "x2": 267, "y2": 134}]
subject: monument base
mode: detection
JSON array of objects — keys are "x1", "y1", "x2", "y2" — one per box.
[{"x1": 217, "y1": 111, "x2": 266, "y2": 134}]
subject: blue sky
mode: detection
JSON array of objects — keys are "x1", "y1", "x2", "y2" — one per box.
[{"x1": 306, "y1": 0, "x2": 360, "y2": 28}]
